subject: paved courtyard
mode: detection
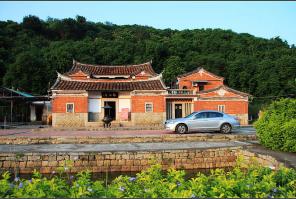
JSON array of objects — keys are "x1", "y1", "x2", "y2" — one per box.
[{"x1": 0, "y1": 126, "x2": 256, "y2": 137}]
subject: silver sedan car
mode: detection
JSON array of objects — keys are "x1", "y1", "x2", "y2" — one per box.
[{"x1": 164, "y1": 110, "x2": 240, "y2": 134}]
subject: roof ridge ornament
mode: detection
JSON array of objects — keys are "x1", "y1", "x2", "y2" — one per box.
[
  {"x1": 57, "y1": 71, "x2": 72, "y2": 81},
  {"x1": 177, "y1": 66, "x2": 224, "y2": 80}
]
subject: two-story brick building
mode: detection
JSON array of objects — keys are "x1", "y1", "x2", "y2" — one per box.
[
  {"x1": 50, "y1": 60, "x2": 250, "y2": 128},
  {"x1": 166, "y1": 67, "x2": 250, "y2": 125}
]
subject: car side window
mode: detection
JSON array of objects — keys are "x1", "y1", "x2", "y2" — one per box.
[
  {"x1": 194, "y1": 112, "x2": 207, "y2": 119},
  {"x1": 208, "y1": 112, "x2": 223, "y2": 118}
]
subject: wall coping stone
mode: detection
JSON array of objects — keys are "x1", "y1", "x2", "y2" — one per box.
[
  {"x1": 0, "y1": 133, "x2": 257, "y2": 145},
  {"x1": 0, "y1": 141, "x2": 251, "y2": 153}
]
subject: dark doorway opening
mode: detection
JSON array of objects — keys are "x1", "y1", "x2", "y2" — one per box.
[
  {"x1": 104, "y1": 101, "x2": 116, "y2": 120},
  {"x1": 35, "y1": 105, "x2": 43, "y2": 121},
  {"x1": 175, "y1": 104, "x2": 182, "y2": 118}
]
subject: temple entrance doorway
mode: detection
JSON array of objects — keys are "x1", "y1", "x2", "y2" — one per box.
[{"x1": 104, "y1": 101, "x2": 116, "y2": 120}]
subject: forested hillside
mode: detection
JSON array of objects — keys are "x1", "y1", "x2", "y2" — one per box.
[{"x1": 0, "y1": 15, "x2": 295, "y2": 100}]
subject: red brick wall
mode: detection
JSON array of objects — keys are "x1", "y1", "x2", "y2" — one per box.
[
  {"x1": 131, "y1": 95, "x2": 165, "y2": 112},
  {"x1": 178, "y1": 72, "x2": 223, "y2": 91},
  {"x1": 52, "y1": 96, "x2": 88, "y2": 113},
  {"x1": 194, "y1": 100, "x2": 248, "y2": 114}
]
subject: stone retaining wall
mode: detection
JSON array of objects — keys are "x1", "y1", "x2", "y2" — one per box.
[
  {"x1": 238, "y1": 149, "x2": 282, "y2": 169},
  {"x1": 0, "y1": 134, "x2": 256, "y2": 145},
  {"x1": 0, "y1": 147, "x2": 282, "y2": 174},
  {"x1": 52, "y1": 113, "x2": 87, "y2": 127},
  {"x1": 131, "y1": 112, "x2": 166, "y2": 125}
]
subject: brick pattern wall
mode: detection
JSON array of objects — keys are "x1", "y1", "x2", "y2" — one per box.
[
  {"x1": 0, "y1": 148, "x2": 282, "y2": 174},
  {"x1": 52, "y1": 113, "x2": 87, "y2": 127},
  {"x1": 131, "y1": 95, "x2": 165, "y2": 113},
  {"x1": 52, "y1": 96, "x2": 88, "y2": 127},
  {"x1": 131, "y1": 112, "x2": 166, "y2": 125},
  {"x1": 194, "y1": 100, "x2": 248, "y2": 114},
  {"x1": 52, "y1": 96, "x2": 88, "y2": 113},
  {"x1": 178, "y1": 72, "x2": 223, "y2": 91},
  {"x1": 130, "y1": 95, "x2": 166, "y2": 124}
]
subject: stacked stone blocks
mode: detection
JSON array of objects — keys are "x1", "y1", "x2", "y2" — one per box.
[{"x1": 0, "y1": 147, "x2": 282, "y2": 174}]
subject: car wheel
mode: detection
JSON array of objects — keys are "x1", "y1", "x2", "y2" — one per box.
[
  {"x1": 176, "y1": 124, "x2": 188, "y2": 134},
  {"x1": 220, "y1": 123, "x2": 232, "y2": 134}
]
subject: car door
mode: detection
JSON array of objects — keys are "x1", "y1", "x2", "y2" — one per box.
[
  {"x1": 206, "y1": 112, "x2": 224, "y2": 130},
  {"x1": 188, "y1": 112, "x2": 209, "y2": 131}
]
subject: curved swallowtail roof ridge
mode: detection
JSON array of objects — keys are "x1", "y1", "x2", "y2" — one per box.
[{"x1": 66, "y1": 60, "x2": 157, "y2": 77}]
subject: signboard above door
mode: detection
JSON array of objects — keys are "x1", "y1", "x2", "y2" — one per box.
[{"x1": 102, "y1": 92, "x2": 118, "y2": 98}]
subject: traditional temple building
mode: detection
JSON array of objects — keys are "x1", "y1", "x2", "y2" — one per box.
[{"x1": 50, "y1": 60, "x2": 250, "y2": 128}]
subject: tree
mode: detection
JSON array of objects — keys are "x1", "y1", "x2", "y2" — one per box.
[
  {"x1": 3, "y1": 48, "x2": 48, "y2": 95},
  {"x1": 22, "y1": 15, "x2": 44, "y2": 33},
  {"x1": 162, "y1": 56, "x2": 185, "y2": 88}
]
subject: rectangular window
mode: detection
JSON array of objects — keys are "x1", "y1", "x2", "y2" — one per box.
[
  {"x1": 198, "y1": 85, "x2": 204, "y2": 91},
  {"x1": 145, "y1": 102, "x2": 153, "y2": 112},
  {"x1": 218, "y1": 105, "x2": 225, "y2": 113},
  {"x1": 66, "y1": 103, "x2": 74, "y2": 113}
]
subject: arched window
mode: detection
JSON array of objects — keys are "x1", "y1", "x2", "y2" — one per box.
[{"x1": 182, "y1": 86, "x2": 187, "y2": 89}]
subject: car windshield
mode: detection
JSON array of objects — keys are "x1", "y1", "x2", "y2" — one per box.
[{"x1": 185, "y1": 112, "x2": 196, "y2": 118}]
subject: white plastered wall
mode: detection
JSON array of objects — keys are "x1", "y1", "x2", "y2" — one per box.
[{"x1": 119, "y1": 99, "x2": 131, "y2": 112}]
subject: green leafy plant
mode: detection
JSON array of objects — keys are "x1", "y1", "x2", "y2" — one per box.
[
  {"x1": 255, "y1": 98, "x2": 296, "y2": 152},
  {"x1": 0, "y1": 162, "x2": 295, "y2": 198}
]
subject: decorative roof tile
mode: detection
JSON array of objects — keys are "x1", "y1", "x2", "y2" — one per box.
[
  {"x1": 65, "y1": 60, "x2": 157, "y2": 77},
  {"x1": 51, "y1": 79, "x2": 166, "y2": 91}
]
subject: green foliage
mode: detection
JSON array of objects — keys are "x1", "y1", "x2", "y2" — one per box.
[
  {"x1": 0, "y1": 164, "x2": 295, "y2": 198},
  {"x1": 3, "y1": 48, "x2": 48, "y2": 95},
  {"x1": 255, "y1": 98, "x2": 296, "y2": 152},
  {"x1": 0, "y1": 16, "x2": 296, "y2": 96},
  {"x1": 162, "y1": 56, "x2": 185, "y2": 86}
]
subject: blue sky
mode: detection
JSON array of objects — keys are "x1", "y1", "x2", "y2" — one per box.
[{"x1": 1, "y1": 1, "x2": 295, "y2": 45}]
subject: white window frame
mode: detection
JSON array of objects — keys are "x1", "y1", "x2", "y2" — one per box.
[
  {"x1": 218, "y1": 105, "x2": 225, "y2": 113},
  {"x1": 145, "y1": 102, "x2": 153, "y2": 113},
  {"x1": 66, "y1": 103, "x2": 75, "y2": 113}
]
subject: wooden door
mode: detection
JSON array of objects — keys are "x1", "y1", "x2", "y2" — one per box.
[{"x1": 174, "y1": 104, "x2": 182, "y2": 118}]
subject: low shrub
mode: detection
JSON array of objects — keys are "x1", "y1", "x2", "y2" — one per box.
[
  {"x1": 0, "y1": 163, "x2": 295, "y2": 198},
  {"x1": 255, "y1": 98, "x2": 296, "y2": 152}
]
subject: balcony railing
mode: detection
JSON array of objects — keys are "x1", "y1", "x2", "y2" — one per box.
[{"x1": 167, "y1": 89, "x2": 194, "y2": 95}]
